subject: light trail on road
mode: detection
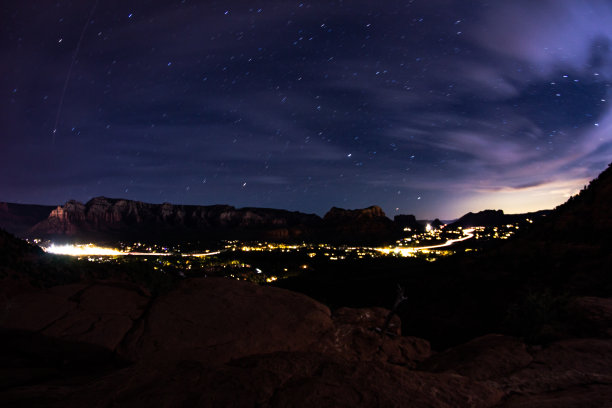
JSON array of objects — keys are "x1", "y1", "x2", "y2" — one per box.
[
  {"x1": 377, "y1": 228, "x2": 475, "y2": 257},
  {"x1": 43, "y1": 244, "x2": 221, "y2": 257}
]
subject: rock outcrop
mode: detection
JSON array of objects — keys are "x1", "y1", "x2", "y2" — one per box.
[
  {"x1": 2, "y1": 274, "x2": 612, "y2": 407},
  {"x1": 419, "y1": 334, "x2": 534, "y2": 380},
  {"x1": 118, "y1": 278, "x2": 334, "y2": 364},
  {"x1": 0, "y1": 277, "x2": 426, "y2": 368},
  {"x1": 27, "y1": 197, "x2": 323, "y2": 244},
  {"x1": 417, "y1": 333, "x2": 612, "y2": 408},
  {"x1": 568, "y1": 296, "x2": 612, "y2": 337},
  {"x1": 322, "y1": 205, "x2": 398, "y2": 244},
  {"x1": 0, "y1": 277, "x2": 444, "y2": 407}
]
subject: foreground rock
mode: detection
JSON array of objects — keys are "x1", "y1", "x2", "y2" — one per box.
[
  {"x1": 58, "y1": 353, "x2": 502, "y2": 408},
  {"x1": 497, "y1": 338, "x2": 612, "y2": 407},
  {"x1": 0, "y1": 280, "x2": 149, "y2": 352},
  {"x1": 320, "y1": 307, "x2": 431, "y2": 367},
  {"x1": 118, "y1": 278, "x2": 334, "y2": 364},
  {"x1": 1, "y1": 278, "x2": 612, "y2": 407},
  {"x1": 568, "y1": 296, "x2": 612, "y2": 337},
  {"x1": 418, "y1": 333, "x2": 612, "y2": 408},
  {"x1": 420, "y1": 334, "x2": 533, "y2": 380}
]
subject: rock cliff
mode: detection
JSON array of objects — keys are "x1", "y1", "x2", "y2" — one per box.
[
  {"x1": 322, "y1": 205, "x2": 398, "y2": 244},
  {"x1": 24, "y1": 198, "x2": 407, "y2": 245},
  {"x1": 27, "y1": 197, "x2": 322, "y2": 244}
]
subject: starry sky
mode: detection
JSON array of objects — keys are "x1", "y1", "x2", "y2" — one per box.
[{"x1": 2, "y1": 0, "x2": 612, "y2": 219}]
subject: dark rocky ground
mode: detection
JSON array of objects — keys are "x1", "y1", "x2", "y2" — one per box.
[{"x1": 1, "y1": 272, "x2": 612, "y2": 407}]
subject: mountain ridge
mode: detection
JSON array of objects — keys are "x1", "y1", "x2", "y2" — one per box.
[
  {"x1": 1, "y1": 196, "x2": 555, "y2": 245},
  {"x1": 19, "y1": 197, "x2": 400, "y2": 245},
  {"x1": 450, "y1": 208, "x2": 552, "y2": 228}
]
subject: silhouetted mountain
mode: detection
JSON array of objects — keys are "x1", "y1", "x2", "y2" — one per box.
[
  {"x1": 27, "y1": 197, "x2": 321, "y2": 244},
  {"x1": 451, "y1": 209, "x2": 505, "y2": 227},
  {"x1": 450, "y1": 208, "x2": 551, "y2": 228},
  {"x1": 25, "y1": 198, "x2": 406, "y2": 245},
  {"x1": 0, "y1": 227, "x2": 88, "y2": 287},
  {"x1": 530, "y1": 163, "x2": 612, "y2": 244},
  {"x1": 322, "y1": 205, "x2": 399, "y2": 244},
  {"x1": 394, "y1": 214, "x2": 423, "y2": 232},
  {"x1": 0, "y1": 202, "x2": 55, "y2": 236},
  {"x1": 0, "y1": 228, "x2": 44, "y2": 268},
  {"x1": 431, "y1": 218, "x2": 444, "y2": 229}
]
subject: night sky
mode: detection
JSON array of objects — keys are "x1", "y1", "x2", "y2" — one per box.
[{"x1": 2, "y1": 0, "x2": 612, "y2": 219}]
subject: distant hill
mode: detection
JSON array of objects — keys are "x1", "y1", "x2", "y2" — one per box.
[
  {"x1": 394, "y1": 214, "x2": 424, "y2": 232},
  {"x1": 0, "y1": 202, "x2": 55, "y2": 236},
  {"x1": 322, "y1": 206, "x2": 398, "y2": 243},
  {"x1": 0, "y1": 228, "x2": 43, "y2": 267},
  {"x1": 449, "y1": 209, "x2": 551, "y2": 228},
  {"x1": 529, "y1": 163, "x2": 612, "y2": 244}
]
